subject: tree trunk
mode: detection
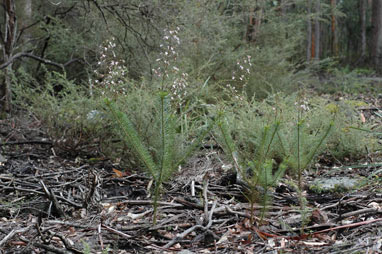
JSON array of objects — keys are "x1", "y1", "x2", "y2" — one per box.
[
  {"x1": 245, "y1": 0, "x2": 264, "y2": 43},
  {"x1": 0, "y1": 0, "x2": 16, "y2": 115},
  {"x1": 371, "y1": 0, "x2": 382, "y2": 72},
  {"x1": 314, "y1": 0, "x2": 320, "y2": 61},
  {"x1": 307, "y1": 0, "x2": 312, "y2": 62},
  {"x1": 24, "y1": 0, "x2": 32, "y2": 18},
  {"x1": 20, "y1": 0, "x2": 32, "y2": 52},
  {"x1": 360, "y1": 0, "x2": 367, "y2": 59},
  {"x1": 331, "y1": 0, "x2": 338, "y2": 56}
]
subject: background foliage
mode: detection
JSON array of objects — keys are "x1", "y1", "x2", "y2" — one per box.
[{"x1": 2, "y1": 0, "x2": 381, "y2": 171}]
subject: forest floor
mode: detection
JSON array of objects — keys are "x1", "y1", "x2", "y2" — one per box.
[{"x1": 0, "y1": 93, "x2": 381, "y2": 254}]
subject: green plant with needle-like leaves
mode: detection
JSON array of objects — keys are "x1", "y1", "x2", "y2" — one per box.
[
  {"x1": 218, "y1": 115, "x2": 286, "y2": 224},
  {"x1": 278, "y1": 113, "x2": 333, "y2": 232},
  {"x1": 105, "y1": 92, "x2": 215, "y2": 224}
]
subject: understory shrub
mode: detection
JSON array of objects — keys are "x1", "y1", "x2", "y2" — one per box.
[
  {"x1": 215, "y1": 92, "x2": 378, "y2": 170},
  {"x1": 13, "y1": 68, "x2": 213, "y2": 170},
  {"x1": 13, "y1": 70, "x2": 109, "y2": 156}
]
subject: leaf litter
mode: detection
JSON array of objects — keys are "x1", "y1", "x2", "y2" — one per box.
[{"x1": 0, "y1": 101, "x2": 381, "y2": 254}]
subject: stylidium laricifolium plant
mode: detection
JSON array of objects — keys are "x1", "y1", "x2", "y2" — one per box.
[
  {"x1": 224, "y1": 55, "x2": 253, "y2": 102},
  {"x1": 278, "y1": 98, "x2": 334, "y2": 190},
  {"x1": 217, "y1": 114, "x2": 286, "y2": 224},
  {"x1": 91, "y1": 37, "x2": 129, "y2": 96},
  {"x1": 276, "y1": 96, "x2": 334, "y2": 232},
  {"x1": 152, "y1": 27, "x2": 190, "y2": 107},
  {"x1": 105, "y1": 92, "x2": 215, "y2": 225}
]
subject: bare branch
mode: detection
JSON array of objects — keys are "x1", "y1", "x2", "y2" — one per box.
[{"x1": 0, "y1": 52, "x2": 83, "y2": 70}]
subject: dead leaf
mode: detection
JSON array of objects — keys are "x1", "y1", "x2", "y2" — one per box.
[{"x1": 112, "y1": 168, "x2": 126, "y2": 177}]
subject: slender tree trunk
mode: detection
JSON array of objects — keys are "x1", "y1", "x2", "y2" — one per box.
[
  {"x1": 0, "y1": 0, "x2": 16, "y2": 115},
  {"x1": 314, "y1": 0, "x2": 320, "y2": 61},
  {"x1": 307, "y1": 0, "x2": 312, "y2": 62},
  {"x1": 245, "y1": 0, "x2": 264, "y2": 43},
  {"x1": 371, "y1": 0, "x2": 382, "y2": 72},
  {"x1": 331, "y1": 0, "x2": 338, "y2": 56},
  {"x1": 360, "y1": 0, "x2": 367, "y2": 59},
  {"x1": 20, "y1": 0, "x2": 32, "y2": 52},
  {"x1": 24, "y1": 0, "x2": 32, "y2": 17}
]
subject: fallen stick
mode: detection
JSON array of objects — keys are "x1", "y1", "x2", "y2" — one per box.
[
  {"x1": 40, "y1": 180, "x2": 66, "y2": 218},
  {"x1": 102, "y1": 224, "x2": 132, "y2": 239},
  {"x1": 162, "y1": 197, "x2": 217, "y2": 249},
  {"x1": 336, "y1": 207, "x2": 382, "y2": 221},
  {"x1": 0, "y1": 226, "x2": 32, "y2": 248}
]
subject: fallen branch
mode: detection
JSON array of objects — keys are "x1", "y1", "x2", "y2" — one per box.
[
  {"x1": 269, "y1": 218, "x2": 382, "y2": 240},
  {"x1": 33, "y1": 242, "x2": 73, "y2": 254},
  {"x1": 102, "y1": 224, "x2": 132, "y2": 239},
  {"x1": 0, "y1": 186, "x2": 83, "y2": 208},
  {"x1": 336, "y1": 207, "x2": 382, "y2": 221},
  {"x1": 0, "y1": 225, "x2": 32, "y2": 248},
  {"x1": 0, "y1": 140, "x2": 52, "y2": 146},
  {"x1": 163, "y1": 198, "x2": 217, "y2": 249},
  {"x1": 117, "y1": 199, "x2": 183, "y2": 208},
  {"x1": 40, "y1": 180, "x2": 66, "y2": 218}
]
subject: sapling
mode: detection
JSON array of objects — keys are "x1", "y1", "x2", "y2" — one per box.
[{"x1": 105, "y1": 92, "x2": 214, "y2": 224}]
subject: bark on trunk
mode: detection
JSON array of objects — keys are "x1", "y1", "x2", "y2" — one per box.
[
  {"x1": 371, "y1": 0, "x2": 382, "y2": 72},
  {"x1": 314, "y1": 0, "x2": 320, "y2": 61},
  {"x1": 0, "y1": 0, "x2": 16, "y2": 114},
  {"x1": 245, "y1": 0, "x2": 264, "y2": 43},
  {"x1": 360, "y1": 0, "x2": 367, "y2": 59},
  {"x1": 24, "y1": 0, "x2": 32, "y2": 18},
  {"x1": 307, "y1": 0, "x2": 312, "y2": 62},
  {"x1": 331, "y1": 0, "x2": 338, "y2": 56}
]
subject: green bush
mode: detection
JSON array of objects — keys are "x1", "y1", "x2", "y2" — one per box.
[
  {"x1": 13, "y1": 67, "x2": 212, "y2": 170},
  {"x1": 214, "y1": 92, "x2": 378, "y2": 168},
  {"x1": 13, "y1": 69, "x2": 109, "y2": 156},
  {"x1": 12, "y1": 69, "x2": 158, "y2": 164}
]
